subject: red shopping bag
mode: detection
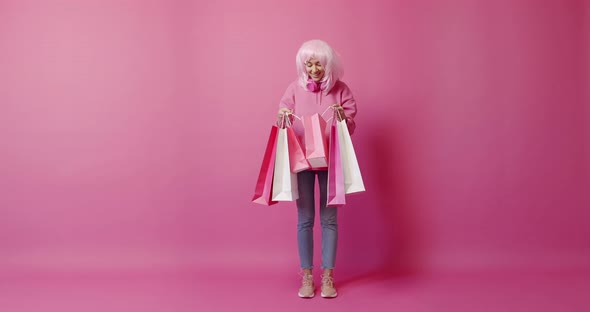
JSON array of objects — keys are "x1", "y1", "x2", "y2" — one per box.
[
  {"x1": 286, "y1": 127, "x2": 310, "y2": 173},
  {"x1": 252, "y1": 126, "x2": 279, "y2": 205},
  {"x1": 327, "y1": 122, "x2": 346, "y2": 206},
  {"x1": 303, "y1": 113, "x2": 329, "y2": 169}
]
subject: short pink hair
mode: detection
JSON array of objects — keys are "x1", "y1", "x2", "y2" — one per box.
[{"x1": 295, "y1": 39, "x2": 343, "y2": 94}]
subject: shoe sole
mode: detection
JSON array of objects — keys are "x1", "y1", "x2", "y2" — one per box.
[
  {"x1": 298, "y1": 292, "x2": 315, "y2": 298},
  {"x1": 321, "y1": 292, "x2": 338, "y2": 298}
]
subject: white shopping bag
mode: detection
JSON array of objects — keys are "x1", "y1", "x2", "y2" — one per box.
[
  {"x1": 272, "y1": 127, "x2": 299, "y2": 201},
  {"x1": 336, "y1": 119, "x2": 365, "y2": 194}
]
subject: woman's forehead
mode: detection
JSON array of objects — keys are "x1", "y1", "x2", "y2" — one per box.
[{"x1": 306, "y1": 57, "x2": 322, "y2": 64}]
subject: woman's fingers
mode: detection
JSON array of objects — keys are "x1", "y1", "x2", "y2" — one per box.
[{"x1": 331, "y1": 104, "x2": 345, "y2": 121}]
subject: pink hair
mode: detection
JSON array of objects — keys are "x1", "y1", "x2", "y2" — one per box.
[{"x1": 295, "y1": 39, "x2": 344, "y2": 94}]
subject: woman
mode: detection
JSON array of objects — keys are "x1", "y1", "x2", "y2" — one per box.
[{"x1": 277, "y1": 39, "x2": 357, "y2": 298}]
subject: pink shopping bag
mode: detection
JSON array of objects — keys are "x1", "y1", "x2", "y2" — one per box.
[
  {"x1": 327, "y1": 122, "x2": 346, "y2": 206},
  {"x1": 286, "y1": 127, "x2": 310, "y2": 173},
  {"x1": 303, "y1": 113, "x2": 329, "y2": 170},
  {"x1": 252, "y1": 126, "x2": 279, "y2": 205}
]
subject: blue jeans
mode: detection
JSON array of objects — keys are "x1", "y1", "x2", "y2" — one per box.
[{"x1": 296, "y1": 170, "x2": 338, "y2": 269}]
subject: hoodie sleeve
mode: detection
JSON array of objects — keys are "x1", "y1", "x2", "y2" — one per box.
[
  {"x1": 279, "y1": 82, "x2": 296, "y2": 110},
  {"x1": 278, "y1": 82, "x2": 296, "y2": 126},
  {"x1": 339, "y1": 83, "x2": 357, "y2": 135}
]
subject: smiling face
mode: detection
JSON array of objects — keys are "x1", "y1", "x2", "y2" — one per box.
[{"x1": 305, "y1": 58, "x2": 325, "y2": 82}]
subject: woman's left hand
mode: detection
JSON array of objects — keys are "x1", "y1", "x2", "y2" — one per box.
[{"x1": 331, "y1": 104, "x2": 346, "y2": 121}]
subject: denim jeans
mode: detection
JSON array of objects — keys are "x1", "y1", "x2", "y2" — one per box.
[{"x1": 296, "y1": 170, "x2": 338, "y2": 269}]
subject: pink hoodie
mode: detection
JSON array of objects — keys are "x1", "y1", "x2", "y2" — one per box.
[{"x1": 279, "y1": 79, "x2": 357, "y2": 146}]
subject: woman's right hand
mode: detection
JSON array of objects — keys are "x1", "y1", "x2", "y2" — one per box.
[{"x1": 277, "y1": 108, "x2": 292, "y2": 125}]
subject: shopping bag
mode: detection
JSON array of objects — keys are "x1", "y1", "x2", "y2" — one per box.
[
  {"x1": 303, "y1": 113, "x2": 329, "y2": 169},
  {"x1": 287, "y1": 126, "x2": 310, "y2": 173},
  {"x1": 252, "y1": 126, "x2": 279, "y2": 205},
  {"x1": 271, "y1": 126, "x2": 299, "y2": 201},
  {"x1": 337, "y1": 119, "x2": 366, "y2": 194},
  {"x1": 327, "y1": 122, "x2": 346, "y2": 206}
]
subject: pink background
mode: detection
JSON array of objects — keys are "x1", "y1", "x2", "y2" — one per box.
[{"x1": 1, "y1": 1, "x2": 589, "y2": 308}]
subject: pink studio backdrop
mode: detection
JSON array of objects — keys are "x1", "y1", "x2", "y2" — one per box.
[
  {"x1": 1, "y1": 0, "x2": 589, "y2": 276},
  {"x1": 587, "y1": 0, "x2": 590, "y2": 183}
]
